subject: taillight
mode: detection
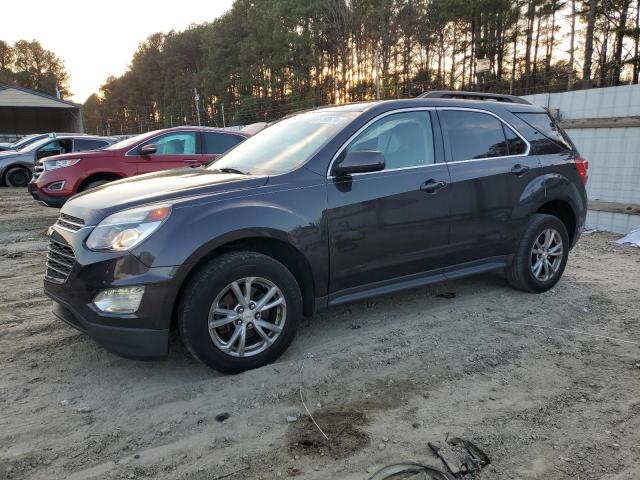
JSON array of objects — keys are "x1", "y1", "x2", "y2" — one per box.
[{"x1": 575, "y1": 156, "x2": 589, "y2": 184}]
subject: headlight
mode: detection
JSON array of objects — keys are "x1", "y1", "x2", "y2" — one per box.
[
  {"x1": 86, "y1": 204, "x2": 172, "y2": 251},
  {"x1": 43, "y1": 158, "x2": 81, "y2": 171}
]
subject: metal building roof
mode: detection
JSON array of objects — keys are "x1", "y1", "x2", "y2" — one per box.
[{"x1": 0, "y1": 84, "x2": 80, "y2": 109}]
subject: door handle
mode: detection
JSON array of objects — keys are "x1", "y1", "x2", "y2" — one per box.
[
  {"x1": 184, "y1": 159, "x2": 198, "y2": 163},
  {"x1": 420, "y1": 179, "x2": 447, "y2": 194},
  {"x1": 511, "y1": 164, "x2": 530, "y2": 176}
]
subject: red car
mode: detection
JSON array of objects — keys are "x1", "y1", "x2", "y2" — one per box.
[{"x1": 29, "y1": 126, "x2": 249, "y2": 207}]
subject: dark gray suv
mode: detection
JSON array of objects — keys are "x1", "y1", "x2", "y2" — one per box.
[{"x1": 43, "y1": 92, "x2": 588, "y2": 372}]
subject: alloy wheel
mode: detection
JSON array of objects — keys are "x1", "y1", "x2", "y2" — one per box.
[
  {"x1": 208, "y1": 277, "x2": 287, "y2": 357},
  {"x1": 530, "y1": 228, "x2": 564, "y2": 282}
]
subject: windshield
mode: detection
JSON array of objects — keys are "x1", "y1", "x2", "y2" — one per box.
[
  {"x1": 104, "y1": 132, "x2": 150, "y2": 150},
  {"x1": 208, "y1": 110, "x2": 360, "y2": 175},
  {"x1": 21, "y1": 136, "x2": 60, "y2": 153},
  {"x1": 14, "y1": 135, "x2": 43, "y2": 150}
]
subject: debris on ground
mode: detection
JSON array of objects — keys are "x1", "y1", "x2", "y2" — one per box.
[
  {"x1": 436, "y1": 292, "x2": 457, "y2": 299},
  {"x1": 368, "y1": 462, "x2": 452, "y2": 480},
  {"x1": 428, "y1": 437, "x2": 490, "y2": 477},
  {"x1": 214, "y1": 412, "x2": 230, "y2": 422},
  {"x1": 615, "y1": 228, "x2": 640, "y2": 247}
]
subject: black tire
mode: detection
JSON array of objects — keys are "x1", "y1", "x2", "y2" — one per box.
[
  {"x1": 506, "y1": 213, "x2": 570, "y2": 293},
  {"x1": 80, "y1": 179, "x2": 111, "y2": 192},
  {"x1": 179, "y1": 251, "x2": 302, "y2": 373},
  {"x1": 5, "y1": 167, "x2": 31, "y2": 187}
]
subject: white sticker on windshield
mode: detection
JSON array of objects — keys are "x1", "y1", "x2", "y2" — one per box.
[{"x1": 310, "y1": 115, "x2": 346, "y2": 125}]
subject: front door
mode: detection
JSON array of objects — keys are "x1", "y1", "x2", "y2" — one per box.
[
  {"x1": 437, "y1": 108, "x2": 541, "y2": 266},
  {"x1": 135, "y1": 131, "x2": 198, "y2": 174},
  {"x1": 327, "y1": 110, "x2": 452, "y2": 298}
]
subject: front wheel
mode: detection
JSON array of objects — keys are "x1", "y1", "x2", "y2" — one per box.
[
  {"x1": 178, "y1": 252, "x2": 302, "y2": 373},
  {"x1": 5, "y1": 167, "x2": 32, "y2": 187},
  {"x1": 506, "y1": 214, "x2": 570, "y2": 293}
]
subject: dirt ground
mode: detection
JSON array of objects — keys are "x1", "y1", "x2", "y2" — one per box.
[{"x1": 1, "y1": 186, "x2": 639, "y2": 480}]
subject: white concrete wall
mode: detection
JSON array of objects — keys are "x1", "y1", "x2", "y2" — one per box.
[{"x1": 524, "y1": 85, "x2": 640, "y2": 234}]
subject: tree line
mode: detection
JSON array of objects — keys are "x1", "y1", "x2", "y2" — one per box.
[
  {"x1": 0, "y1": 40, "x2": 71, "y2": 98},
  {"x1": 84, "y1": 0, "x2": 640, "y2": 135}
]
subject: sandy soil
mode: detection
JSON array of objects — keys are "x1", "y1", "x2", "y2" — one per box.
[{"x1": 0, "y1": 187, "x2": 639, "y2": 480}]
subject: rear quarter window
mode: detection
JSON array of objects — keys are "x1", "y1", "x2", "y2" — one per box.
[{"x1": 515, "y1": 112, "x2": 573, "y2": 153}]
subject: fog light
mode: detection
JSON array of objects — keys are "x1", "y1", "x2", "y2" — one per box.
[
  {"x1": 93, "y1": 286, "x2": 145, "y2": 314},
  {"x1": 47, "y1": 181, "x2": 65, "y2": 191}
]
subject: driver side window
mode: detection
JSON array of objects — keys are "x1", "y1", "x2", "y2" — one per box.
[
  {"x1": 142, "y1": 132, "x2": 196, "y2": 156},
  {"x1": 345, "y1": 111, "x2": 435, "y2": 170},
  {"x1": 39, "y1": 139, "x2": 72, "y2": 155}
]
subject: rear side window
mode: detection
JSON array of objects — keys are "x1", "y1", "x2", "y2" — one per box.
[
  {"x1": 440, "y1": 110, "x2": 510, "y2": 161},
  {"x1": 203, "y1": 132, "x2": 241, "y2": 154},
  {"x1": 74, "y1": 139, "x2": 108, "y2": 151},
  {"x1": 515, "y1": 112, "x2": 573, "y2": 152}
]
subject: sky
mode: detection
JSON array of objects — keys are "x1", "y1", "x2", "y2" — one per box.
[{"x1": 3, "y1": 0, "x2": 235, "y2": 103}]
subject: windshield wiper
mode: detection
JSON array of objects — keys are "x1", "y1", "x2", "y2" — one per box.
[{"x1": 215, "y1": 167, "x2": 248, "y2": 175}]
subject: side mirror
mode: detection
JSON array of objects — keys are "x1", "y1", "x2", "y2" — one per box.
[
  {"x1": 140, "y1": 144, "x2": 157, "y2": 155},
  {"x1": 334, "y1": 150, "x2": 385, "y2": 176},
  {"x1": 37, "y1": 148, "x2": 63, "y2": 160}
]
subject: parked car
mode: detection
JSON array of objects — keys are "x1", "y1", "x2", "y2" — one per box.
[
  {"x1": 0, "y1": 133, "x2": 90, "y2": 152},
  {"x1": 44, "y1": 92, "x2": 588, "y2": 373},
  {"x1": 29, "y1": 126, "x2": 249, "y2": 207},
  {"x1": 0, "y1": 135, "x2": 115, "y2": 188}
]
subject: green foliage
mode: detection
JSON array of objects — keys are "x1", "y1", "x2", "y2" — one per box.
[{"x1": 0, "y1": 39, "x2": 70, "y2": 98}]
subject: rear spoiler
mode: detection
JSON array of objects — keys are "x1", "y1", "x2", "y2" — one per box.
[{"x1": 419, "y1": 90, "x2": 531, "y2": 105}]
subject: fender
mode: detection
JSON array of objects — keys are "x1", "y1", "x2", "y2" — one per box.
[
  {"x1": 0, "y1": 160, "x2": 33, "y2": 178},
  {"x1": 542, "y1": 172, "x2": 588, "y2": 217},
  {"x1": 131, "y1": 183, "x2": 328, "y2": 295}
]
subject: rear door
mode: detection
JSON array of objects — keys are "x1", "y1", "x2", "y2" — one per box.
[
  {"x1": 134, "y1": 131, "x2": 198, "y2": 174},
  {"x1": 200, "y1": 131, "x2": 244, "y2": 165},
  {"x1": 438, "y1": 108, "x2": 539, "y2": 268},
  {"x1": 327, "y1": 109, "x2": 452, "y2": 297}
]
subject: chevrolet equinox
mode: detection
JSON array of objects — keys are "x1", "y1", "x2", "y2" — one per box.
[{"x1": 44, "y1": 92, "x2": 588, "y2": 373}]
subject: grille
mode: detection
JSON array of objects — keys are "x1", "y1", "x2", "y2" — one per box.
[
  {"x1": 45, "y1": 239, "x2": 76, "y2": 284},
  {"x1": 55, "y1": 213, "x2": 85, "y2": 232},
  {"x1": 32, "y1": 162, "x2": 44, "y2": 181}
]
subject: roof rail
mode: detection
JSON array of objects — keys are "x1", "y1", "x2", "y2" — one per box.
[{"x1": 418, "y1": 90, "x2": 531, "y2": 105}]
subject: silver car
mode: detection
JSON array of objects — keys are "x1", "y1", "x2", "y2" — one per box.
[{"x1": 0, "y1": 135, "x2": 116, "y2": 187}]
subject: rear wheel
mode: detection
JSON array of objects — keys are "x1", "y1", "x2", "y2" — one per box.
[
  {"x1": 179, "y1": 252, "x2": 302, "y2": 373},
  {"x1": 506, "y1": 214, "x2": 569, "y2": 293},
  {"x1": 5, "y1": 167, "x2": 31, "y2": 187}
]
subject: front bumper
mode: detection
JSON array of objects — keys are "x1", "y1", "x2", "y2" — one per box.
[
  {"x1": 28, "y1": 180, "x2": 69, "y2": 208},
  {"x1": 44, "y1": 226, "x2": 189, "y2": 361},
  {"x1": 49, "y1": 294, "x2": 169, "y2": 360}
]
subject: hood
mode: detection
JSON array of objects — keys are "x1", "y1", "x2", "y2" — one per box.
[
  {"x1": 34, "y1": 150, "x2": 114, "y2": 169},
  {"x1": 62, "y1": 167, "x2": 268, "y2": 224},
  {"x1": 0, "y1": 149, "x2": 19, "y2": 158},
  {"x1": 0, "y1": 149, "x2": 29, "y2": 162}
]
